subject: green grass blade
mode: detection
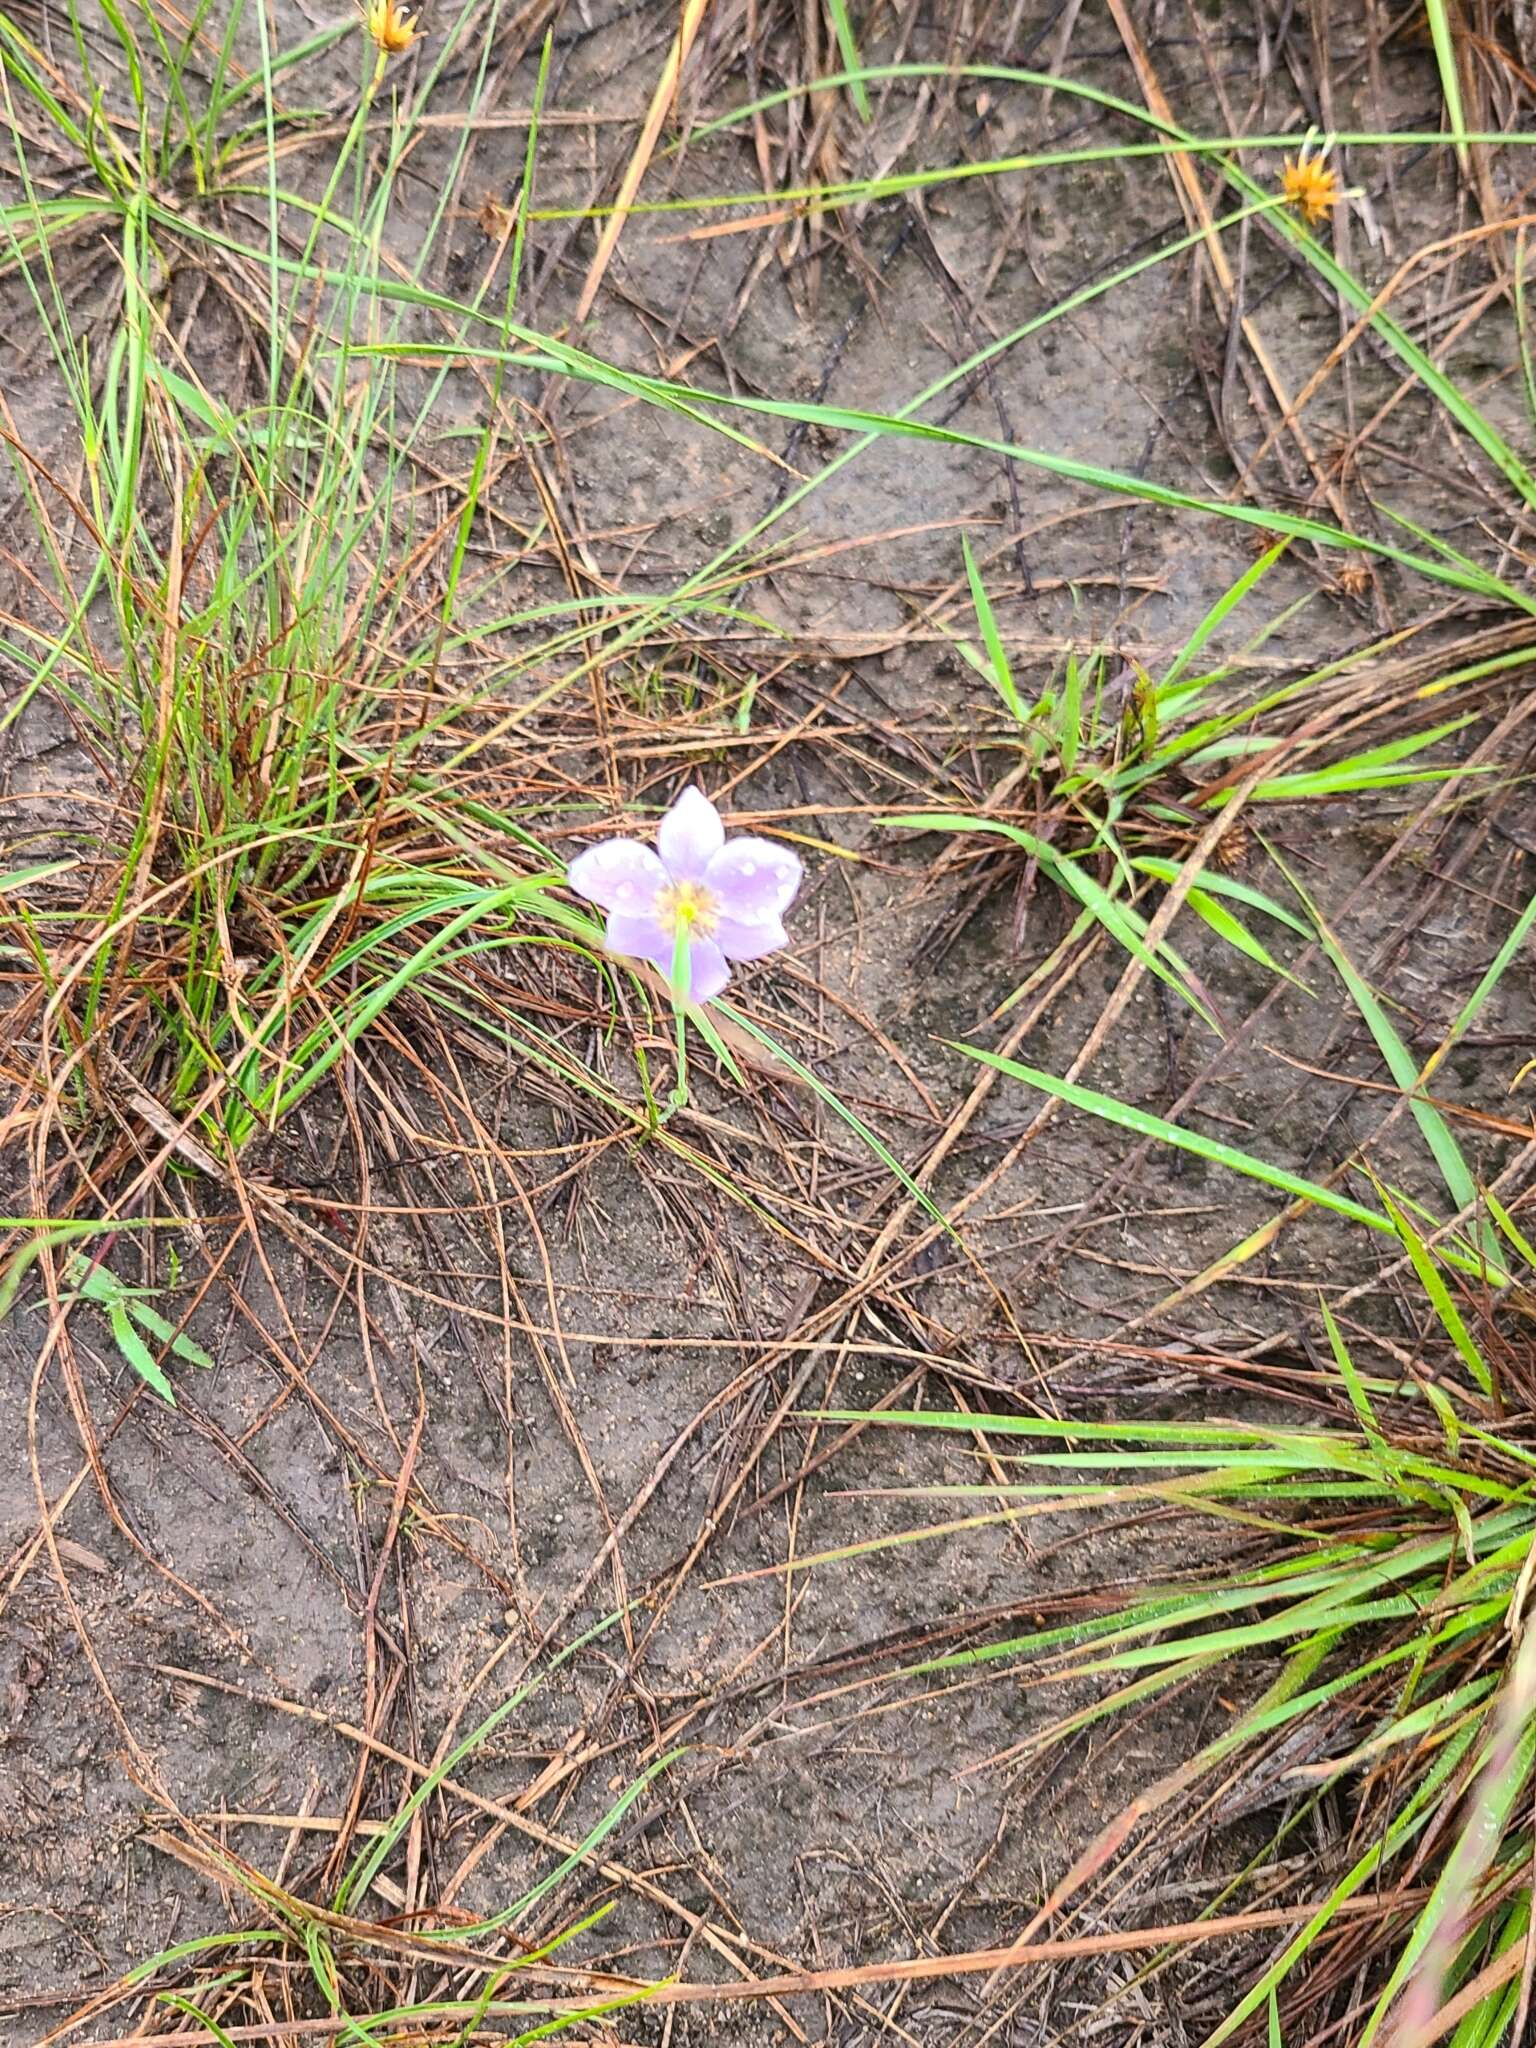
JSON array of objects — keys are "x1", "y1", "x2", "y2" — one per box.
[
  {"x1": 1433, "y1": 887, "x2": 1536, "y2": 1087},
  {"x1": 673, "y1": 60, "x2": 1536, "y2": 514},
  {"x1": 1203, "y1": 1721, "x2": 1483, "y2": 2045},
  {"x1": 336, "y1": 1606, "x2": 628, "y2": 1913},
  {"x1": 1360, "y1": 1632, "x2": 1536, "y2": 2041},
  {"x1": 107, "y1": 1300, "x2": 176, "y2": 1404},
  {"x1": 121, "y1": 1294, "x2": 214, "y2": 1370},
  {"x1": 948, "y1": 1044, "x2": 1391, "y2": 1234},
  {"x1": 1058, "y1": 649, "x2": 1085, "y2": 774},
  {"x1": 961, "y1": 533, "x2": 1026, "y2": 722},
  {"x1": 1516, "y1": 234, "x2": 1536, "y2": 442},
  {"x1": 1280, "y1": 865, "x2": 1499, "y2": 1268},
  {"x1": 1378, "y1": 1186, "x2": 1494, "y2": 1395},
  {"x1": 1183, "y1": 885, "x2": 1312, "y2": 994},
  {"x1": 823, "y1": 0, "x2": 871, "y2": 120},
  {"x1": 1235, "y1": 717, "x2": 1480, "y2": 802},
  {"x1": 1320, "y1": 1296, "x2": 1385, "y2": 1446},
  {"x1": 1426, "y1": 0, "x2": 1470, "y2": 173},
  {"x1": 154, "y1": 1995, "x2": 241, "y2": 2048},
  {"x1": 1484, "y1": 1188, "x2": 1536, "y2": 1273},
  {"x1": 886, "y1": 812, "x2": 1216, "y2": 1027},
  {"x1": 1158, "y1": 541, "x2": 1289, "y2": 694},
  {"x1": 715, "y1": 1000, "x2": 952, "y2": 1233},
  {"x1": 0, "y1": 858, "x2": 79, "y2": 892},
  {"x1": 386, "y1": 333, "x2": 1532, "y2": 610},
  {"x1": 1130, "y1": 859, "x2": 1311, "y2": 937},
  {"x1": 126, "y1": 1931, "x2": 288, "y2": 1985}
]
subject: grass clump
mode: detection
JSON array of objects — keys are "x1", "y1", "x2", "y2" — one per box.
[
  {"x1": 819, "y1": 972, "x2": 1536, "y2": 2044},
  {"x1": 0, "y1": 4, "x2": 732, "y2": 1407}
]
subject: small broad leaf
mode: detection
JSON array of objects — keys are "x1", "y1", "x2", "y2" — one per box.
[
  {"x1": 107, "y1": 1302, "x2": 177, "y2": 1405},
  {"x1": 123, "y1": 1295, "x2": 214, "y2": 1370}
]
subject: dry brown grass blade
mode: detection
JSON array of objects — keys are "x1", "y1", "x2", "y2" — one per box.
[
  {"x1": 573, "y1": 0, "x2": 712, "y2": 326},
  {"x1": 150, "y1": 1663, "x2": 814, "y2": 2000},
  {"x1": 80, "y1": 1890, "x2": 1422, "y2": 2044},
  {"x1": 1102, "y1": 0, "x2": 1368, "y2": 556}
]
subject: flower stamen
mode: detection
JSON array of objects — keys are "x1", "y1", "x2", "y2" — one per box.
[{"x1": 656, "y1": 878, "x2": 719, "y2": 937}]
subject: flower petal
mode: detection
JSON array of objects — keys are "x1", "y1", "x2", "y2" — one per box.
[
  {"x1": 714, "y1": 913, "x2": 787, "y2": 964},
  {"x1": 657, "y1": 785, "x2": 724, "y2": 881},
  {"x1": 603, "y1": 906, "x2": 675, "y2": 977},
  {"x1": 682, "y1": 937, "x2": 730, "y2": 1004},
  {"x1": 704, "y1": 838, "x2": 802, "y2": 922},
  {"x1": 568, "y1": 839, "x2": 666, "y2": 913},
  {"x1": 603, "y1": 912, "x2": 730, "y2": 1005}
]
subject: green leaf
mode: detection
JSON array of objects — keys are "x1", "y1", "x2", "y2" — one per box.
[
  {"x1": 688, "y1": 1002, "x2": 746, "y2": 1088},
  {"x1": 1359, "y1": 1638, "x2": 1536, "y2": 2040},
  {"x1": 107, "y1": 1301, "x2": 176, "y2": 1404},
  {"x1": 368, "y1": 330, "x2": 1535, "y2": 611},
  {"x1": 0, "y1": 857, "x2": 78, "y2": 891},
  {"x1": 947, "y1": 1044, "x2": 1392, "y2": 1235},
  {"x1": 1158, "y1": 540, "x2": 1289, "y2": 694},
  {"x1": 884, "y1": 812, "x2": 1217, "y2": 1029},
  {"x1": 1320, "y1": 1297, "x2": 1385, "y2": 1449},
  {"x1": 1245, "y1": 757, "x2": 1484, "y2": 804},
  {"x1": 337, "y1": 1606, "x2": 630, "y2": 1913},
  {"x1": 122, "y1": 1294, "x2": 214, "y2": 1370},
  {"x1": 1271, "y1": 853, "x2": 1499, "y2": 1267},
  {"x1": 0, "y1": 1224, "x2": 108, "y2": 1319},
  {"x1": 1184, "y1": 884, "x2": 1312, "y2": 993},
  {"x1": 154, "y1": 1996, "x2": 241, "y2": 2048},
  {"x1": 1437, "y1": 888, "x2": 1536, "y2": 1079},
  {"x1": 1485, "y1": 1187, "x2": 1536, "y2": 1273},
  {"x1": 823, "y1": 0, "x2": 872, "y2": 120},
  {"x1": 1130, "y1": 858, "x2": 1311, "y2": 936},
  {"x1": 1058, "y1": 649, "x2": 1084, "y2": 774},
  {"x1": 1204, "y1": 1721, "x2": 1483, "y2": 2045},
  {"x1": 718, "y1": 999, "x2": 954, "y2": 1235},
  {"x1": 1378, "y1": 1185, "x2": 1493, "y2": 1395},
  {"x1": 961, "y1": 534, "x2": 1027, "y2": 723},
  {"x1": 126, "y1": 1931, "x2": 287, "y2": 1986},
  {"x1": 1425, "y1": 0, "x2": 1470, "y2": 173}
]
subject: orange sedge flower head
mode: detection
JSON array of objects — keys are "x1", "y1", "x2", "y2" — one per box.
[
  {"x1": 1281, "y1": 152, "x2": 1340, "y2": 225},
  {"x1": 362, "y1": 0, "x2": 418, "y2": 56}
]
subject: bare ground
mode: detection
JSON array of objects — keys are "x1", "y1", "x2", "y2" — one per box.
[{"x1": 5, "y1": 3, "x2": 1536, "y2": 2043}]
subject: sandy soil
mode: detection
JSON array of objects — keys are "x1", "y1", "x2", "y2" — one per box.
[{"x1": 4, "y1": 4, "x2": 1536, "y2": 2043}]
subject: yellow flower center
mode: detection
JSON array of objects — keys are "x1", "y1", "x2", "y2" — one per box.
[
  {"x1": 363, "y1": 0, "x2": 418, "y2": 54},
  {"x1": 1280, "y1": 156, "x2": 1339, "y2": 225},
  {"x1": 655, "y1": 878, "x2": 719, "y2": 937}
]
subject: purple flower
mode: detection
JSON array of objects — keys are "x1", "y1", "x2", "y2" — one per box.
[{"x1": 567, "y1": 785, "x2": 801, "y2": 1005}]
